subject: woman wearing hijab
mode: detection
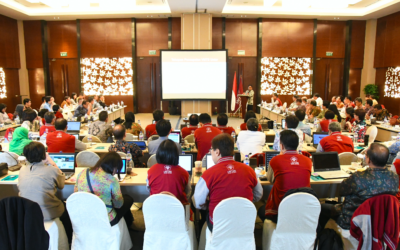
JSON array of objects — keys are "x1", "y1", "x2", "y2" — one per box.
[
  {"x1": 123, "y1": 112, "x2": 143, "y2": 136},
  {"x1": 9, "y1": 127, "x2": 32, "y2": 155}
]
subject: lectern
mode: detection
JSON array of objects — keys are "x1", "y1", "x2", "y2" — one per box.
[{"x1": 237, "y1": 94, "x2": 249, "y2": 119}]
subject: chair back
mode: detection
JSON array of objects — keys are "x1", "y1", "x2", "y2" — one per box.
[
  {"x1": 0, "y1": 151, "x2": 19, "y2": 167},
  {"x1": 143, "y1": 194, "x2": 191, "y2": 250},
  {"x1": 76, "y1": 151, "x2": 100, "y2": 168},
  {"x1": 147, "y1": 154, "x2": 157, "y2": 168},
  {"x1": 66, "y1": 192, "x2": 117, "y2": 250},
  {"x1": 125, "y1": 133, "x2": 137, "y2": 141},
  {"x1": 207, "y1": 197, "x2": 257, "y2": 250},
  {"x1": 366, "y1": 125, "x2": 378, "y2": 143},
  {"x1": 282, "y1": 102, "x2": 287, "y2": 109},
  {"x1": 338, "y1": 152, "x2": 358, "y2": 165},
  {"x1": 148, "y1": 135, "x2": 159, "y2": 141},
  {"x1": 184, "y1": 134, "x2": 195, "y2": 143},
  {"x1": 82, "y1": 135, "x2": 102, "y2": 143},
  {"x1": 270, "y1": 193, "x2": 320, "y2": 250},
  {"x1": 117, "y1": 152, "x2": 127, "y2": 159},
  {"x1": 250, "y1": 153, "x2": 265, "y2": 166}
]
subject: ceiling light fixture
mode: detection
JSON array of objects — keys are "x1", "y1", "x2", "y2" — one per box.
[{"x1": 264, "y1": 0, "x2": 278, "y2": 7}]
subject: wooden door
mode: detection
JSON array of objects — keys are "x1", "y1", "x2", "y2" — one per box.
[
  {"x1": 63, "y1": 59, "x2": 79, "y2": 97},
  {"x1": 137, "y1": 57, "x2": 159, "y2": 113},
  {"x1": 314, "y1": 58, "x2": 344, "y2": 100},
  {"x1": 49, "y1": 59, "x2": 79, "y2": 105}
]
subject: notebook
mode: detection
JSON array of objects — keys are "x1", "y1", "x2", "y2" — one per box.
[
  {"x1": 178, "y1": 154, "x2": 193, "y2": 176},
  {"x1": 312, "y1": 152, "x2": 350, "y2": 179},
  {"x1": 49, "y1": 153, "x2": 75, "y2": 179}
]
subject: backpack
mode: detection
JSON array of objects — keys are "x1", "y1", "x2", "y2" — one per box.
[{"x1": 314, "y1": 228, "x2": 344, "y2": 250}]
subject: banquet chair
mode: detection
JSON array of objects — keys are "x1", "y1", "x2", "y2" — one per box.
[
  {"x1": 76, "y1": 151, "x2": 100, "y2": 168},
  {"x1": 338, "y1": 152, "x2": 358, "y2": 165},
  {"x1": 82, "y1": 135, "x2": 102, "y2": 143},
  {"x1": 147, "y1": 154, "x2": 157, "y2": 168},
  {"x1": 365, "y1": 125, "x2": 378, "y2": 143}
]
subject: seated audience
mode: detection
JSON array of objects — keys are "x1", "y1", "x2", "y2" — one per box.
[
  {"x1": 237, "y1": 118, "x2": 266, "y2": 161},
  {"x1": 70, "y1": 92, "x2": 77, "y2": 105},
  {"x1": 194, "y1": 113, "x2": 222, "y2": 161},
  {"x1": 87, "y1": 96, "x2": 97, "y2": 116},
  {"x1": 0, "y1": 103, "x2": 11, "y2": 123},
  {"x1": 38, "y1": 109, "x2": 48, "y2": 126},
  {"x1": 108, "y1": 125, "x2": 143, "y2": 167},
  {"x1": 354, "y1": 97, "x2": 363, "y2": 110},
  {"x1": 288, "y1": 95, "x2": 298, "y2": 111},
  {"x1": 21, "y1": 109, "x2": 40, "y2": 132},
  {"x1": 318, "y1": 110, "x2": 337, "y2": 132},
  {"x1": 14, "y1": 104, "x2": 24, "y2": 121},
  {"x1": 366, "y1": 94, "x2": 378, "y2": 106},
  {"x1": 148, "y1": 120, "x2": 182, "y2": 155},
  {"x1": 60, "y1": 96, "x2": 73, "y2": 110},
  {"x1": 18, "y1": 142, "x2": 72, "y2": 240},
  {"x1": 74, "y1": 100, "x2": 89, "y2": 118},
  {"x1": 261, "y1": 130, "x2": 312, "y2": 223},
  {"x1": 331, "y1": 96, "x2": 336, "y2": 105},
  {"x1": 88, "y1": 111, "x2": 112, "y2": 143},
  {"x1": 344, "y1": 107, "x2": 355, "y2": 130},
  {"x1": 316, "y1": 122, "x2": 354, "y2": 154},
  {"x1": 216, "y1": 113, "x2": 235, "y2": 135},
  {"x1": 147, "y1": 140, "x2": 191, "y2": 205},
  {"x1": 145, "y1": 109, "x2": 164, "y2": 139},
  {"x1": 42, "y1": 96, "x2": 53, "y2": 112},
  {"x1": 295, "y1": 98, "x2": 306, "y2": 112},
  {"x1": 344, "y1": 96, "x2": 355, "y2": 108},
  {"x1": 123, "y1": 112, "x2": 143, "y2": 137},
  {"x1": 105, "y1": 127, "x2": 114, "y2": 143},
  {"x1": 301, "y1": 97, "x2": 308, "y2": 107},
  {"x1": 307, "y1": 100, "x2": 321, "y2": 122},
  {"x1": 98, "y1": 95, "x2": 106, "y2": 108},
  {"x1": 240, "y1": 111, "x2": 262, "y2": 131},
  {"x1": 313, "y1": 93, "x2": 323, "y2": 107},
  {"x1": 319, "y1": 143, "x2": 398, "y2": 230},
  {"x1": 181, "y1": 114, "x2": 199, "y2": 139},
  {"x1": 39, "y1": 112, "x2": 56, "y2": 136},
  {"x1": 364, "y1": 99, "x2": 374, "y2": 119},
  {"x1": 92, "y1": 95, "x2": 103, "y2": 111},
  {"x1": 47, "y1": 118, "x2": 87, "y2": 152},
  {"x1": 273, "y1": 115, "x2": 304, "y2": 151},
  {"x1": 53, "y1": 105, "x2": 63, "y2": 119},
  {"x1": 193, "y1": 134, "x2": 262, "y2": 231},
  {"x1": 272, "y1": 93, "x2": 282, "y2": 107},
  {"x1": 39, "y1": 96, "x2": 46, "y2": 110},
  {"x1": 336, "y1": 95, "x2": 345, "y2": 109},
  {"x1": 347, "y1": 109, "x2": 367, "y2": 142},
  {"x1": 372, "y1": 104, "x2": 389, "y2": 121},
  {"x1": 76, "y1": 92, "x2": 85, "y2": 103},
  {"x1": 328, "y1": 104, "x2": 342, "y2": 123},
  {"x1": 295, "y1": 110, "x2": 311, "y2": 136},
  {"x1": 9, "y1": 127, "x2": 32, "y2": 155},
  {"x1": 74, "y1": 152, "x2": 134, "y2": 227},
  {"x1": 23, "y1": 98, "x2": 31, "y2": 110},
  {"x1": 317, "y1": 100, "x2": 330, "y2": 119}
]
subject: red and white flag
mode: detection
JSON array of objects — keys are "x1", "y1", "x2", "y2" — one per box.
[{"x1": 231, "y1": 72, "x2": 238, "y2": 111}]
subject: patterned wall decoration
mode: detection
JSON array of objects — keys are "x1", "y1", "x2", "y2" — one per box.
[
  {"x1": 260, "y1": 57, "x2": 311, "y2": 96},
  {"x1": 0, "y1": 68, "x2": 6, "y2": 99},
  {"x1": 384, "y1": 67, "x2": 400, "y2": 98},
  {"x1": 81, "y1": 58, "x2": 133, "y2": 96}
]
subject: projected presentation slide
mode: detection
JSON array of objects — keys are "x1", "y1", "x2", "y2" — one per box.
[{"x1": 161, "y1": 50, "x2": 227, "y2": 100}]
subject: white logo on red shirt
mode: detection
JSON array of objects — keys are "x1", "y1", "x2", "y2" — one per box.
[
  {"x1": 56, "y1": 132, "x2": 63, "y2": 138},
  {"x1": 206, "y1": 127, "x2": 212, "y2": 133},
  {"x1": 290, "y1": 156, "x2": 299, "y2": 165},
  {"x1": 336, "y1": 136, "x2": 342, "y2": 141},
  {"x1": 163, "y1": 165, "x2": 172, "y2": 174},
  {"x1": 226, "y1": 164, "x2": 236, "y2": 174}
]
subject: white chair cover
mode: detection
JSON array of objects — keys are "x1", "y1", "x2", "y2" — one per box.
[
  {"x1": 125, "y1": 133, "x2": 136, "y2": 141},
  {"x1": 143, "y1": 194, "x2": 194, "y2": 250},
  {"x1": 117, "y1": 152, "x2": 127, "y2": 159},
  {"x1": 148, "y1": 135, "x2": 160, "y2": 141},
  {"x1": 66, "y1": 192, "x2": 133, "y2": 250},
  {"x1": 44, "y1": 218, "x2": 69, "y2": 250},
  {"x1": 325, "y1": 219, "x2": 358, "y2": 250},
  {"x1": 263, "y1": 193, "x2": 320, "y2": 250},
  {"x1": 0, "y1": 151, "x2": 19, "y2": 167},
  {"x1": 205, "y1": 197, "x2": 257, "y2": 250},
  {"x1": 184, "y1": 135, "x2": 195, "y2": 143},
  {"x1": 366, "y1": 125, "x2": 377, "y2": 143},
  {"x1": 147, "y1": 154, "x2": 157, "y2": 168},
  {"x1": 76, "y1": 151, "x2": 100, "y2": 168},
  {"x1": 82, "y1": 135, "x2": 102, "y2": 143},
  {"x1": 338, "y1": 152, "x2": 358, "y2": 165}
]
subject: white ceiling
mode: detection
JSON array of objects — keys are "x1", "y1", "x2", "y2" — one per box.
[{"x1": 0, "y1": 0, "x2": 399, "y2": 20}]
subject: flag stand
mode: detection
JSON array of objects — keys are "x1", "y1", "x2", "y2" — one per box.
[{"x1": 230, "y1": 98, "x2": 242, "y2": 118}]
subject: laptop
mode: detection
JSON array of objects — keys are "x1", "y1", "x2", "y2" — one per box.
[
  {"x1": 313, "y1": 132, "x2": 329, "y2": 148},
  {"x1": 206, "y1": 154, "x2": 215, "y2": 169},
  {"x1": 127, "y1": 141, "x2": 147, "y2": 150},
  {"x1": 178, "y1": 154, "x2": 193, "y2": 176},
  {"x1": 49, "y1": 153, "x2": 76, "y2": 179},
  {"x1": 312, "y1": 152, "x2": 350, "y2": 179},
  {"x1": 265, "y1": 152, "x2": 280, "y2": 169},
  {"x1": 114, "y1": 159, "x2": 127, "y2": 181},
  {"x1": 169, "y1": 131, "x2": 181, "y2": 144},
  {"x1": 67, "y1": 121, "x2": 81, "y2": 134}
]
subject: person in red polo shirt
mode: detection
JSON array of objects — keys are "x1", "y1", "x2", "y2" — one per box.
[
  {"x1": 194, "y1": 113, "x2": 222, "y2": 161},
  {"x1": 53, "y1": 105, "x2": 63, "y2": 119},
  {"x1": 318, "y1": 110, "x2": 337, "y2": 132},
  {"x1": 145, "y1": 109, "x2": 164, "y2": 139},
  {"x1": 39, "y1": 112, "x2": 56, "y2": 136},
  {"x1": 260, "y1": 130, "x2": 312, "y2": 223},
  {"x1": 240, "y1": 111, "x2": 262, "y2": 131},
  {"x1": 181, "y1": 114, "x2": 199, "y2": 139},
  {"x1": 147, "y1": 139, "x2": 191, "y2": 205},
  {"x1": 216, "y1": 113, "x2": 235, "y2": 135},
  {"x1": 46, "y1": 118, "x2": 87, "y2": 153},
  {"x1": 317, "y1": 121, "x2": 354, "y2": 154},
  {"x1": 272, "y1": 93, "x2": 282, "y2": 107},
  {"x1": 193, "y1": 133, "x2": 262, "y2": 231}
]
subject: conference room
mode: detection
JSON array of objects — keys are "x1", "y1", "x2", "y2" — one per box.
[{"x1": 1, "y1": 0, "x2": 400, "y2": 249}]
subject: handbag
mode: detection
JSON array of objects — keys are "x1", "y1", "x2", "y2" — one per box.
[{"x1": 0, "y1": 163, "x2": 8, "y2": 177}]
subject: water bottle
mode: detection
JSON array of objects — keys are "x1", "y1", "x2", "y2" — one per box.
[
  {"x1": 397, "y1": 132, "x2": 400, "y2": 141},
  {"x1": 117, "y1": 102, "x2": 120, "y2": 107},
  {"x1": 231, "y1": 131, "x2": 236, "y2": 142},
  {"x1": 41, "y1": 129, "x2": 48, "y2": 145},
  {"x1": 87, "y1": 134, "x2": 93, "y2": 146},
  {"x1": 139, "y1": 131, "x2": 144, "y2": 141},
  {"x1": 121, "y1": 101, "x2": 124, "y2": 106},
  {"x1": 138, "y1": 120, "x2": 141, "y2": 126},
  {"x1": 126, "y1": 150, "x2": 132, "y2": 168},
  {"x1": 244, "y1": 155, "x2": 250, "y2": 166},
  {"x1": 111, "y1": 120, "x2": 115, "y2": 128},
  {"x1": 15, "y1": 115, "x2": 20, "y2": 124},
  {"x1": 314, "y1": 119, "x2": 318, "y2": 128},
  {"x1": 354, "y1": 133, "x2": 358, "y2": 143},
  {"x1": 7, "y1": 132, "x2": 12, "y2": 143},
  {"x1": 384, "y1": 117, "x2": 388, "y2": 126},
  {"x1": 88, "y1": 120, "x2": 92, "y2": 128},
  {"x1": 273, "y1": 120, "x2": 277, "y2": 130}
]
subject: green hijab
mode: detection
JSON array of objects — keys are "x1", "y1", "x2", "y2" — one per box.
[{"x1": 9, "y1": 127, "x2": 32, "y2": 155}]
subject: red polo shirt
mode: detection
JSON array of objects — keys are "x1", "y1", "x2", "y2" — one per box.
[
  {"x1": 240, "y1": 123, "x2": 262, "y2": 131},
  {"x1": 181, "y1": 126, "x2": 198, "y2": 139},
  {"x1": 201, "y1": 157, "x2": 258, "y2": 223},
  {"x1": 46, "y1": 131, "x2": 75, "y2": 153},
  {"x1": 39, "y1": 125, "x2": 56, "y2": 136},
  {"x1": 194, "y1": 124, "x2": 222, "y2": 160},
  {"x1": 276, "y1": 98, "x2": 282, "y2": 107},
  {"x1": 54, "y1": 111, "x2": 63, "y2": 119},
  {"x1": 319, "y1": 132, "x2": 354, "y2": 154},
  {"x1": 147, "y1": 163, "x2": 189, "y2": 205},
  {"x1": 265, "y1": 151, "x2": 312, "y2": 216},
  {"x1": 319, "y1": 119, "x2": 337, "y2": 132},
  {"x1": 216, "y1": 126, "x2": 235, "y2": 135},
  {"x1": 145, "y1": 124, "x2": 157, "y2": 138}
]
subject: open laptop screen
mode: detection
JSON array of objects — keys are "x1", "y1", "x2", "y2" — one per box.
[
  {"x1": 120, "y1": 159, "x2": 126, "y2": 174},
  {"x1": 67, "y1": 121, "x2": 81, "y2": 132},
  {"x1": 313, "y1": 132, "x2": 329, "y2": 145},
  {"x1": 265, "y1": 152, "x2": 280, "y2": 168},
  {"x1": 312, "y1": 152, "x2": 341, "y2": 172},
  {"x1": 206, "y1": 154, "x2": 215, "y2": 169},
  {"x1": 49, "y1": 153, "x2": 75, "y2": 171},
  {"x1": 169, "y1": 131, "x2": 181, "y2": 144},
  {"x1": 178, "y1": 154, "x2": 193, "y2": 175}
]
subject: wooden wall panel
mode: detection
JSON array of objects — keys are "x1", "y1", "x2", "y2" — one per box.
[
  {"x1": 313, "y1": 58, "x2": 344, "y2": 100},
  {"x1": 225, "y1": 19, "x2": 257, "y2": 57},
  {"x1": 23, "y1": 21, "x2": 43, "y2": 69},
  {"x1": 0, "y1": 15, "x2": 20, "y2": 69},
  {"x1": 47, "y1": 21, "x2": 78, "y2": 59},
  {"x1": 374, "y1": 18, "x2": 387, "y2": 68},
  {"x1": 212, "y1": 17, "x2": 223, "y2": 50},
  {"x1": 28, "y1": 68, "x2": 45, "y2": 110},
  {"x1": 171, "y1": 18, "x2": 181, "y2": 50},
  {"x1": 348, "y1": 69, "x2": 361, "y2": 98},
  {"x1": 350, "y1": 21, "x2": 366, "y2": 69},
  {"x1": 262, "y1": 19, "x2": 313, "y2": 57},
  {"x1": 1, "y1": 69, "x2": 20, "y2": 109},
  {"x1": 316, "y1": 21, "x2": 346, "y2": 58},
  {"x1": 136, "y1": 19, "x2": 168, "y2": 57}
]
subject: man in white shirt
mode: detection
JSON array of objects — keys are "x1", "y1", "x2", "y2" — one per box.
[
  {"x1": 313, "y1": 93, "x2": 323, "y2": 107},
  {"x1": 288, "y1": 95, "x2": 298, "y2": 111},
  {"x1": 237, "y1": 118, "x2": 266, "y2": 161},
  {"x1": 245, "y1": 85, "x2": 254, "y2": 111},
  {"x1": 273, "y1": 115, "x2": 304, "y2": 151}
]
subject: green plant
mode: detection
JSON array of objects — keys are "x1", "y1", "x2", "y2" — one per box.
[{"x1": 363, "y1": 84, "x2": 379, "y2": 100}]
